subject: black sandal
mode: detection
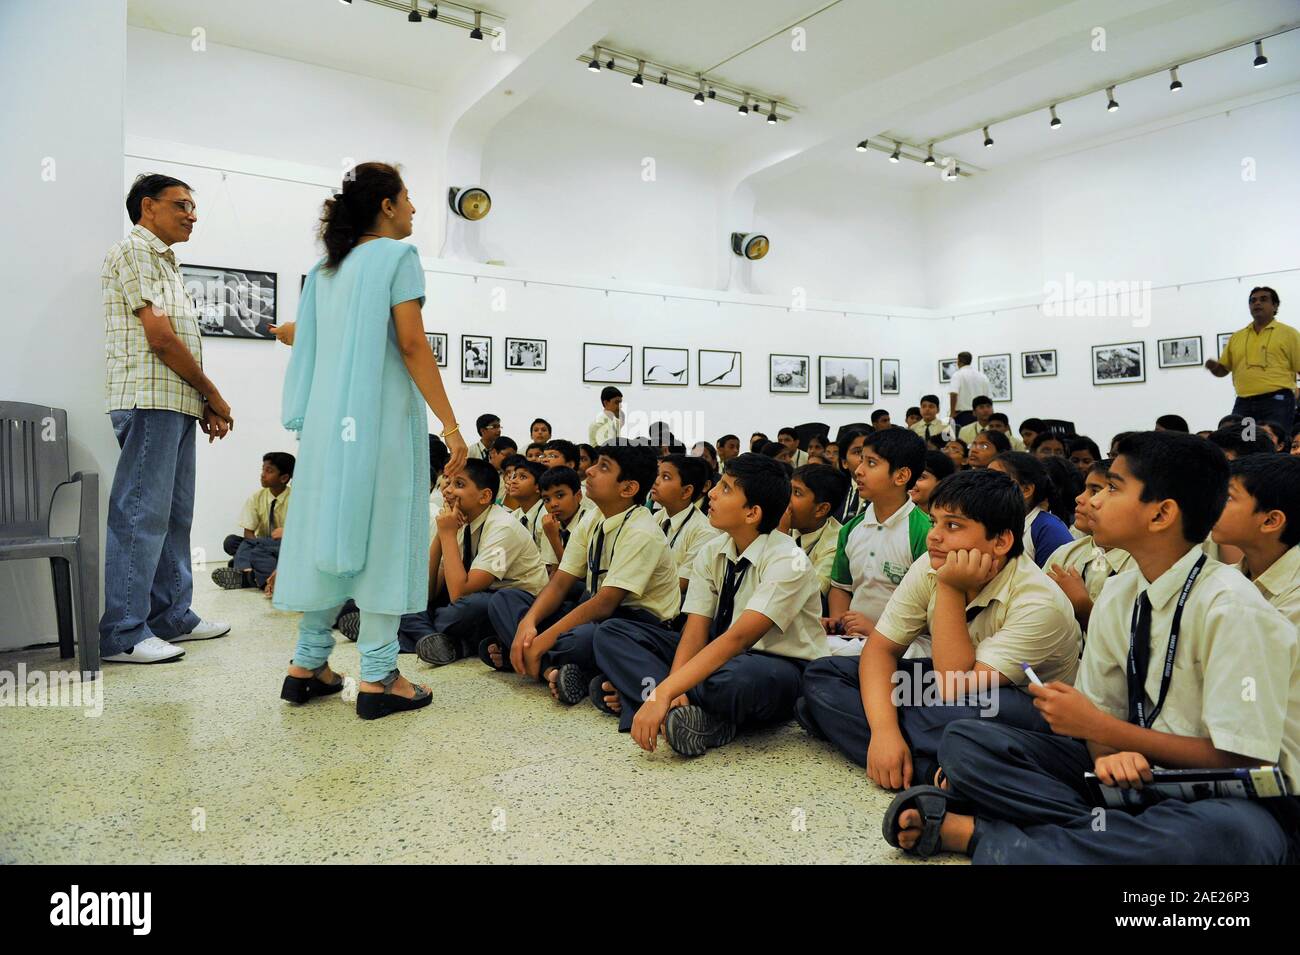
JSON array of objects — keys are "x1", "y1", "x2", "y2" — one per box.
[
  {"x1": 478, "y1": 636, "x2": 510, "y2": 672},
  {"x1": 356, "y1": 669, "x2": 432, "y2": 720},
  {"x1": 881, "y1": 785, "x2": 973, "y2": 858},
  {"x1": 588, "y1": 673, "x2": 620, "y2": 715},
  {"x1": 280, "y1": 660, "x2": 345, "y2": 705}
]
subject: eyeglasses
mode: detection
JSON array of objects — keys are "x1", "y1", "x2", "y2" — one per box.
[{"x1": 158, "y1": 199, "x2": 197, "y2": 215}]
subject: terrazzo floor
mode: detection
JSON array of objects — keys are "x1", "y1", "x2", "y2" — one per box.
[{"x1": 0, "y1": 564, "x2": 961, "y2": 864}]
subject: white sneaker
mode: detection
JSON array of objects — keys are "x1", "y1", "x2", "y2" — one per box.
[
  {"x1": 103, "y1": 636, "x2": 186, "y2": 664},
  {"x1": 170, "y1": 618, "x2": 232, "y2": 642}
]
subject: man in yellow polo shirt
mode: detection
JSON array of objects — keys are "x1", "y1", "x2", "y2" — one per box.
[{"x1": 1206, "y1": 286, "x2": 1300, "y2": 431}]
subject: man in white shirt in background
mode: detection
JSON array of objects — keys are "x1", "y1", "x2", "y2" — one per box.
[
  {"x1": 948, "y1": 352, "x2": 991, "y2": 429},
  {"x1": 589, "y1": 386, "x2": 624, "y2": 447}
]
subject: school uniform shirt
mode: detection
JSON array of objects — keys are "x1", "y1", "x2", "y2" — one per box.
[
  {"x1": 875, "y1": 552, "x2": 1083, "y2": 685},
  {"x1": 1217, "y1": 319, "x2": 1300, "y2": 398},
  {"x1": 466, "y1": 440, "x2": 489, "y2": 460},
  {"x1": 657, "y1": 504, "x2": 720, "y2": 581},
  {"x1": 682, "y1": 531, "x2": 828, "y2": 662},
  {"x1": 957, "y1": 421, "x2": 989, "y2": 446},
  {"x1": 1079, "y1": 546, "x2": 1300, "y2": 792},
  {"x1": 1023, "y1": 506, "x2": 1075, "y2": 570},
  {"x1": 1046, "y1": 535, "x2": 1134, "y2": 604},
  {"x1": 428, "y1": 486, "x2": 445, "y2": 538},
  {"x1": 1235, "y1": 546, "x2": 1300, "y2": 629},
  {"x1": 792, "y1": 516, "x2": 842, "y2": 595},
  {"x1": 559, "y1": 503, "x2": 680, "y2": 622},
  {"x1": 588, "y1": 410, "x2": 623, "y2": 447},
  {"x1": 453, "y1": 504, "x2": 549, "y2": 595},
  {"x1": 789, "y1": 448, "x2": 809, "y2": 468},
  {"x1": 909, "y1": 417, "x2": 949, "y2": 444},
  {"x1": 830, "y1": 500, "x2": 932, "y2": 620},
  {"x1": 510, "y1": 498, "x2": 547, "y2": 535},
  {"x1": 238, "y1": 486, "x2": 292, "y2": 538},
  {"x1": 536, "y1": 506, "x2": 592, "y2": 568}
]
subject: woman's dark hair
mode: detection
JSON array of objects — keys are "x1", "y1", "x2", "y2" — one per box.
[
  {"x1": 319, "y1": 162, "x2": 405, "y2": 271},
  {"x1": 978, "y1": 429, "x2": 1011, "y2": 454},
  {"x1": 428, "y1": 435, "x2": 450, "y2": 480},
  {"x1": 1039, "y1": 454, "x2": 1083, "y2": 524},
  {"x1": 994, "y1": 451, "x2": 1055, "y2": 510},
  {"x1": 1067, "y1": 436, "x2": 1101, "y2": 461},
  {"x1": 922, "y1": 449, "x2": 956, "y2": 482},
  {"x1": 126, "y1": 173, "x2": 193, "y2": 225}
]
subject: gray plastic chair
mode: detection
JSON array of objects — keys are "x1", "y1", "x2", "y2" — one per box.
[{"x1": 0, "y1": 402, "x2": 100, "y2": 675}]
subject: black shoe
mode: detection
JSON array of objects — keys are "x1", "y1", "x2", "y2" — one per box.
[
  {"x1": 664, "y1": 705, "x2": 736, "y2": 757},
  {"x1": 356, "y1": 669, "x2": 432, "y2": 720},
  {"x1": 337, "y1": 611, "x2": 360, "y2": 642},
  {"x1": 211, "y1": 567, "x2": 252, "y2": 590},
  {"x1": 793, "y1": 696, "x2": 826, "y2": 741},
  {"x1": 280, "y1": 660, "x2": 346, "y2": 705},
  {"x1": 416, "y1": 632, "x2": 460, "y2": 667},
  {"x1": 555, "y1": 664, "x2": 593, "y2": 705}
]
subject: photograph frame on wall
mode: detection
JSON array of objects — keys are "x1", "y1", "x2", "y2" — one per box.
[
  {"x1": 1157, "y1": 335, "x2": 1203, "y2": 369},
  {"x1": 425, "y1": 332, "x2": 448, "y2": 368},
  {"x1": 879, "y1": 358, "x2": 900, "y2": 396},
  {"x1": 699, "y1": 349, "x2": 742, "y2": 388},
  {"x1": 1091, "y1": 341, "x2": 1146, "y2": 386},
  {"x1": 819, "y1": 355, "x2": 874, "y2": 405},
  {"x1": 938, "y1": 358, "x2": 958, "y2": 385},
  {"x1": 182, "y1": 264, "x2": 278, "y2": 340},
  {"x1": 583, "y1": 342, "x2": 633, "y2": 384},
  {"x1": 461, "y1": 334, "x2": 492, "y2": 384},
  {"x1": 1021, "y1": 349, "x2": 1057, "y2": 378},
  {"x1": 978, "y1": 353, "x2": 1013, "y2": 402},
  {"x1": 1216, "y1": 331, "x2": 1233, "y2": 360},
  {"x1": 505, "y1": 337, "x2": 547, "y2": 372},
  {"x1": 769, "y1": 354, "x2": 810, "y2": 394},
  {"x1": 642, "y1": 347, "x2": 690, "y2": 386}
]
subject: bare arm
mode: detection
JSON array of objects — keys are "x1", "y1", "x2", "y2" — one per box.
[
  {"x1": 392, "y1": 299, "x2": 467, "y2": 474},
  {"x1": 136, "y1": 305, "x2": 229, "y2": 420}
]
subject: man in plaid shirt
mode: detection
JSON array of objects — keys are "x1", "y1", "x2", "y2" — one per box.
[{"x1": 99, "y1": 174, "x2": 235, "y2": 663}]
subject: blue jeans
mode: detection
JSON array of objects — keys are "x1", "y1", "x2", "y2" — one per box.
[
  {"x1": 99, "y1": 409, "x2": 201, "y2": 655},
  {"x1": 293, "y1": 604, "x2": 399, "y2": 683},
  {"x1": 1232, "y1": 389, "x2": 1296, "y2": 433}
]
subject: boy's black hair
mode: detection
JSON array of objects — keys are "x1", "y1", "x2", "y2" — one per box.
[
  {"x1": 792, "y1": 463, "x2": 851, "y2": 509},
  {"x1": 971, "y1": 395, "x2": 993, "y2": 409},
  {"x1": 596, "y1": 442, "x2": 658, "y2": 502},
  {"x1": 1039, "y1": 454, "x2": 1083, "y2": 524},
  {"x1": 724, "y1": 453, "x2": 792, "y2": 534},
  {"x1": 126, "y1": 173, "x2": 193, "y2": 224},
  {"x1": 263, "y1": 451, "x2": 295, "y2": 478},
  {"x1": 922, "y1": 449, "x2": 956, "y2": 482},
  {"x1": 946, "y1": 436, "x2": 969, "y2": 454},
  {"x1": 1110, "y1": 430, "x2": 1136, "y2": 451},
  {"x1": 577, "y1": 443, "x2": 595, "y2": 462},
  {"x1": 492, "y1": 436, "x2": 518, "y2": 456},
  {"x1": 928, "y1": 469, "x2": 1026, "y2": 559},
  {"x1": 978, "y1": 429, "x2": 1012, "y2": 454},
  {"x1": 428, "y1": 435, "x2": 450, "y2": 478},
  {"x1": 1155, "y1": 414, "x2": 1190, "y2": 433},
  {"x1": 870, "y1": 409, "x2": 891, "y2": 425},
  {"x1": 920, "y1": 393, "x2": 940, "y2": 406},
  {"x1": 1217, "y1": 415, "x2": 1242, "y2": 429},
  {"x1": 718, "y1": 433, "x2": 739, "y2": 446},
  {"x1": 1115, "y1": 431, "x2": 1229, "y2": 544},
  {"x1": 544, "y1": 438, "x2": 579, "y2": 467},
  {"x1": 512, "y1": 459, "x2": 547, "y2": 485},
  {"x1": 599, "y1": 386, "x2": 623, "y2": 403},
  {"x1": 501, "y1": 453, "x2": 529, "y2": 471},
  {"x1": 993, "y1": 451, "x2": 1054, "y2": 509},
  {"x1": 1020, "y1": 417, "x2": 1046, "y2": 433},
  {"x1": 538, "y1": 466, "x2": 582, "y2": 495},
  {"x1": 475, "y1": 413, "x2": 500, "y2": 435},
  {"x1": 862, "y1": 427, "x2": 927, "y2": 490},
  {"x1": 661, "y1": 453, "x2": 711, "y2": 502},
  {"x1": 1261, "y1": 420, "x2": 1292, "y2": 446},
  {"x1": 759, "y1": 441, "x2": 787, "y2": 458},
  {"x1": 1230, "y1": 455, "x2": 1300, "y2": 547},
  {"x1": 778, "y1": 426, "x2": 797, "y2": 440},
  {"x1": 749, "y1": 432, "x2": 769, "y2": 452},
  {"x1": 905, "y1": 406, "x2": 921, "y2": 418},
  {"x1": 988, "y1": 412, "x2": 1010, "y2": 427},
  {"x1": 460, "y1": 458, "x2": 501, "y2": 499},
  {"x1": 530, "y1": 417, "x2": 552, "y2": 434},
  {"x1": 1208, "y1": 424, "x2": 1274, "y2": 458},
  {"x1": 1031, "y1": 431, "x2": 1065, "y2": 451},
  {"x1": 1067, "y1": 436, "x2": 1101, "y2": 460},
  {"x1": 525, "y1": 441, "x2": 547, "y2": 455},
  {"x1": 1088, "y1": 458, "x2": 1113, "y2": 478}
]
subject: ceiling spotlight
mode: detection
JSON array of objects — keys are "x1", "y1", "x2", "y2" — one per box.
[
  {"x1": 738, "y1": 95, "x2": 749, "y2": 116},
  {"x1": 923, "y1": 145, "x2": 935, "y2": 166},
  {"x1": 1169, "y1": 66, "x2": 1182, "y2": 91},
  {"x1": 944, "y1": 163, "x2": 960, "y2": 181},
  {"x1": 339, "y1": 0, "x2": 352, "y2": 4},
  {"x1": 428, "y1": 3, "x2": 437, "y2": 17},
  {"x1": 888, "y1": 142, "x2": 901, "y2": 163},
  {"x1": 606, "y1": 56, "x2": 615, "y2": 69},
  {"x1": 694, "y1": 76, "x2": 705, "y2": 105},
  {"x1": 631, "y1": 60, "x2": 644, "y2": 87},
  {"x1": 588, "y1": 47, "x2": 601, "y2": 72},
  {"x1": 1106, "y1": 86, "x2": 1119, "y2": 111},
  {"x1": 983, "y1": 126, "x2": 993, "y2": 148},
  {"x1": 731, "y1": 232, "x2": 770, "y2": 260},
  {"x1": 469, "y1": 11, "x2": 482, "y2": 40},
  {"x1": 855, "y1": 139, "x2": 869, "y2": 152},
  {"x1": 1254, "y1": 39, "x2": 1268, "y2": 68},
  {"x1": 658, "y1": 73, "x2": 668, "y2": 85},
  {"x1": 408, "y1": 1, "x2": 421, "y2": 23},
  {"x1": 448, "y1": 185, "x2": 491, "y2": 221},
  {"x1": 1049, "y1": 104, "x2": 1061, "y2": 129},
  {"x1": 767, "y1": 102, "x2": 778, "y2": 124}
]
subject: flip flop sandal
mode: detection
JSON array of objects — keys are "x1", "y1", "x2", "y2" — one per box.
[
  {"x1": 356, "y1": 669, "x2": 432, "y2": 720},
  {"x1": 881, "y1": 785, "x2": 974, "y2": 858},
  {"x1": 477, "y1": 636, "x2": 509, "y2": 671},
  {"x1": 588, "y1": 673, "x2": 620, "y2": 715},
  {"x1": 280, "y1": 660, "x2": 345, "y2": 705}
]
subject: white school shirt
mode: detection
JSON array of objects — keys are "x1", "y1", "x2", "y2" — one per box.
[
  {"x1": 450, "y1": 504, "x2": 549, "y2": 595},
  {"x1": 949, "y1": 365, "x2": 991, "y2": 413},
  {"x1": 559, "y1": 503, "x2": 680, "y2": 621},
  {"x1": 1235, "y1": 545, "x2": 1300, "y2": 630},
  {"x1": 589, "y1": 411, "x2": 622, "y2": 447},
  {"x1": 1046, "y1": 535, "x2": 1134, "y2": 605},
  {"x1": 657, "y1": 504, "x2": 721, "y2": 581},
  {"x1": 830, "y1": 500, "x2": 932, "y2": 620},
  {"x1": 536, "y1": 505, "x2": 593, "y2": 568},
  {"x1": 682, "y1": 531, "x2": 828, "y2": 662},
  {"x1": 793, "y1": 516, "x2": 842, "y2": 596},
  {"x1": 1079, "y1": 546, "x2": 1300, "y2": 792}
]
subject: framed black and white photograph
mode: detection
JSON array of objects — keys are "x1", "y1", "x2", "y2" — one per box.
[
  {"x1": 505, "y1": 337, "x2": 547, "y2": 371},
  {"x1": 1216, "y1": 332, "x2": 1233, "y2": 359},
  {"x1": 978, "y1": 353, "x2": 1012, "y2": 401},
  {"x1": 1157, "y1": 336, "x2": 1202, "y2": 369},
  {"x1": 699, "y1": 349, "x2": 742, "y2": 387},
  {"x1": 182, "y1": 264, "x2": 277, "y2": 339},
  {"x1": 819, "y1": 356, "x2": 873, "y2": 405},
  {"x1": 462, "y1": 334, "x2": 491, "y2": 384},
  {"x1": 1021, "y1": 349, "x2": 1057, "y2": 378},
  {"x1": 642, "y1": 347, "x2": 689, "y2": 385},
  {"x1": 769, "y1": 354, "x2": 809, "y2": 393},
  {"x1": 1092, "y1": 341, "x2": 1145, "y2": 386},
  {"x1": 938, "y1": 358, "x2": 958, "y2": 385},
  {"x1": 880, "y1": 358, "x2": 900, "y2": 395},
  {"x1": 425, "y1": 332, "x2": 448, "y2": 367},
  {"x1": 583, "y1": 342, "x2": 633, "y2": 384}
]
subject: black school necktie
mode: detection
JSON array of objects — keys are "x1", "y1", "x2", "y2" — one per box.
[
  {"x1": 714, "y1": 557, "x2": 750, "y2": 636},
  {"x1": 462, "y1": 524, "x2": 474, "y2": 569},
  {"x1": 268, "y1": 499, "x2": 276, "y2": 535},
  {"x1": 1127, "y1": 592, "x2": 1153, "y2": 724},
  {"x1": 662, "y1": 517, "x2": 672, "y2": 537},
  {"x1": 561, "y1": 528, "x2": 571, "y2": 548}
]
